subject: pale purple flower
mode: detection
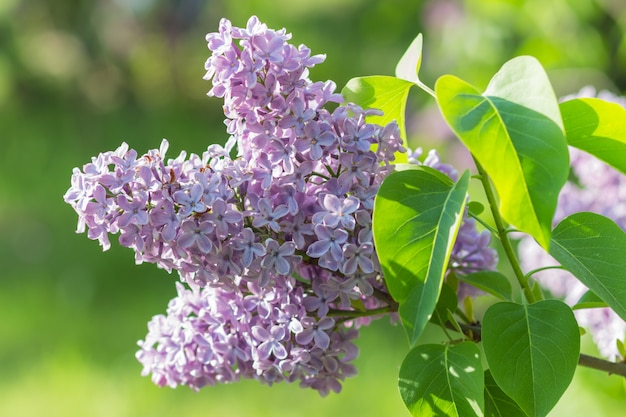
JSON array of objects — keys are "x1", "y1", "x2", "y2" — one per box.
[
  {"x1": 307, "y1": 225, "x2": 349, "y2": 261},
  {"x1": 252, "y1": 325, "x2": 288, "y2": 360},
  {"x1": 312, "y1": 194, "x2": 359, "y2": 229},
  {"x1": 261, "y1": 239, "x2": 297, "y2": 276},
  {"x1": 206, "y1": 198, "x2": 242, "y2": 239},
  {"x1": 178, "y1": 218, "x2": 214, "y2": 254},
  {"x1": 173, "y1": 183, "x2": 206, "y2": 216},
  {"x1": 150, "y1": 200, "x2": 180, "y2": 242},
  {"x1": 342, "y1": 243, "x2": 374, "y2": 275},
  {"x1": 296, "y1": 317, "x2": 335, "y2": 350},
  {"x1": 253, "y1": 199, "x2": 289, "y2": 232},
  {"x1": 232, "y1": 228, "x2": 266, "y2": 267},
  {"x1": 66, "y1": 16, "x2": 495, "y2": 396},
  {"x1": 117, "y1": 194, "x2": 149, "y2": 228}
]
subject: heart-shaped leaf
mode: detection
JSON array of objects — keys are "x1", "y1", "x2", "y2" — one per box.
[
  {"x1": 399, "y1": 342, "x2": 484, "y2": 417},
  {"x1": 436, "y1": 56, "x2": 569, "y2": 249},
  {"x1": 482, "y1": 300, "x2": 580, "y2": 417},
  {"x1": 550, "y1": 212, "x2": 626, "y2": 321},
  {"x1": 561, "y1": 98, "x2": 626, "y2": 175},
  {"x1": 373, "y1": 167, "x2": 469, "y2": 344}
]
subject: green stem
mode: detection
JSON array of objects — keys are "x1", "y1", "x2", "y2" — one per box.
[
  {"x1": 473, "y1": 157, "x2": 536, "y2": 304},
  {"x1": 525, "y1": 265, "x2": 566, "y2": 280},
  {"x1": 468, "y1": 210, "x2": 499, "y2": 236},
  {"x1": 416, "y1": 80, "x2": 436, "y2": 99}
]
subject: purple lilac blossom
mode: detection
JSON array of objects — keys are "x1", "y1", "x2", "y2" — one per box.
[
  {"x1": 64, "y1": 16, "x2": 496, "y2": 395},
  {"x1": 518, "y1": 87, "x2": 626, "y2": 360}
]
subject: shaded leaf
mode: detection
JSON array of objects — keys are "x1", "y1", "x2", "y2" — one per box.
[
  {"x1": 550, "y1": 212, "x2": 626, "y2": 321},
  {"x1": 572, "y1": 290, "x2": 608, "y2": 310},
  {"x1": 484, "y1": 370, "x2": 526, "y2": 417},
  {"x1": 482, "y1": 300, "x2": 580, "y2": 417},
  {"x1": 456, "y1": 271, "x2": 513, "y2": 301},
  {"x1": 435, "y1": 56, "x2": 569, "y2": 248},
  {"x1": 373, "y1": 167, "x2": 469, "y2": 344},
  {"x1": 430, "y1": 283, "x2": 458, "y2": 327},
  {"x1": 399, "y1": 342, "x2": 484, "y2": 417}
]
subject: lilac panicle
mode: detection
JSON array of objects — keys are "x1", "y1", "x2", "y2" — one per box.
[
  {"x1": 518, "y1": 87, "x2": 626, "y2": 360},
  {"x1": 65, "y1": 16, "x2": 496, "y2": 395}
]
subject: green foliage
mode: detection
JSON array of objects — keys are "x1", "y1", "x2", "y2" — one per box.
[
  {"x1": 435, "y1": 56, "x2": 569, "y2": 249},
  {"x1": 482, "y1": 300, "x2": 580, "y2": 417},
  {"x1": 429, "y1": 284, "x2": 458, "y2": 327},
  {"x1": 399, "y1": 342, "x2": 484, "y2": 417},
  {"x1": 484, "y1": 370, "x2": 526, "y2": 417},
  {"x1": 342, "y1": 76, "x2": 413, "y2": 161},
  {"x1": 456, "y1": 271, "x2": 513, "y2": 301},
  {"x1": 572, "y1": 290, "x2": 608, "y2": 311},
  {"x1": 561, "y1": 98, "x2": 626, "y2": 175},
  {"x1": 550, "y1": 212, "x2": 626, "y2": 322},
  {"x1": 367, "y1": 32, "x2": 626, "y2": 416},
  {"x1": 373, "y1": 168, "x2": 469, "y2": 344},
  {"x1": 395, "y1": 34, "x2": 423, "y2": 85}
]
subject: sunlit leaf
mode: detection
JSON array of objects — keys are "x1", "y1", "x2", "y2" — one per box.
[
  {"x1": 399, "y1": 342, "x2": 484, "y2": 417},
  {"x1": 373, "y1": 167, "x2": 469, "y2": 344},
  {"x1": 550, "y1": 212, "x2": 626, "y2": 321},
  {"x1": 561, "y1": 98, "x2": 626, "y2": 175},
  {"x1": 435, "y1": 56, "x2": 569, "y2": 249},
  {"x1": 395, "y1": 33, "x2": 423, "y2": 84},
  {"x1": 482, "y1": 300, "x2": 580, "y2": 417},
  {"x1": 342, "y1": 75, "x2": 413, "y2": 161}
]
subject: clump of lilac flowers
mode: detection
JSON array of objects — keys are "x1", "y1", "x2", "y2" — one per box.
[
  {"x1": 518, "y1": 88, "x2": 626, "y2": 361},
  {"x1": 64, "y1": 16, "x2": 496, "y2": 395}
]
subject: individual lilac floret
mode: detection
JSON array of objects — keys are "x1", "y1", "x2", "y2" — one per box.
[{"x1": 518, "y1": 87, "x2": 626, "y2": 360}]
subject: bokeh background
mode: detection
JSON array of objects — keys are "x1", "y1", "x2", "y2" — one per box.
[{"x1": 1, "y1": 0, "x2": 625, "y2": 415}]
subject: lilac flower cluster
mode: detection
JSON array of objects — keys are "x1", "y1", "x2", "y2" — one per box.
[
  {"x1": 64, "y1": 16, "x2": 496, "y2": 394},
  {"x1": 518, "y1": 88, "x2": 626, "y2": 360}
]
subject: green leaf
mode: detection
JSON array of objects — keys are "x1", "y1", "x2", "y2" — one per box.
[
  {"x1": 373, "y1": 167, "x2": 469, "y2": 344},
  {"x1": 484, "y1": 370, "x2": 526, "y2": 417},
  {"x1": 456, "y1": 271, "x2": 513, "y2": 301},
  {"x1": 572, "y1": 290, "x2": 608, "y2": 310},
  {"x1": 399, "y1": 342, "x2": 484, "y2": 417},
  {"x1": 435, "y1": 56, "x2": 569, "y2": 249},
  {"x1": 482, "y1": 300, "x2": 580, "y2": 417},
  {"x1": 561, "y1": 98, "x2": 626, "y2": 175},
  {"x1": 468, "y1": 201, "x2": 485, "y2": 216},
  {"x1": 396, "y1": 33, "x2": 423, "y2": 84},
  {"x1": 550, "y1": 212, "x2": 626, "y2": 321},
  {"x1": 342, "y1": 75, "x2": 413, "y2": 161},
  {"x1": 430, "y1": 283, "x2": 458, "y2": 327}
]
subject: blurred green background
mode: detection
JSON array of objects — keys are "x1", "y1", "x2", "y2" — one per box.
[{"x1": 1, "y1": 0, "x2": 625, "y2": 415}]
